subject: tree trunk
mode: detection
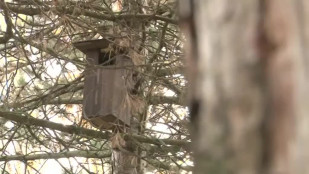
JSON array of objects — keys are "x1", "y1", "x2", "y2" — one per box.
[
  {"x1": 112, "y1": 147, "x2": 137, "y2": 174},
  {"x1": 180, "y1": 0, "x2": 309, "y2": 174},
  {"x1": 111, "y1": 0, "x2": 143, "y2": 173}
]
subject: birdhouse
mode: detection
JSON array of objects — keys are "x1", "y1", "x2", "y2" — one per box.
[{"x1": 73, "y1": 39, "x2": 134, "y2": 130}]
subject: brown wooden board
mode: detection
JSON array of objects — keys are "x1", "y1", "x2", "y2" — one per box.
[
  {"x1": 73, "y1": 39, "x2": 111, "y2": 54},
  {"x1": 74, "y1": 39, "x2": 134, "y2": 129},
  {"x1": 83, "y1": 55, "x2": 134, "y2": 129}
]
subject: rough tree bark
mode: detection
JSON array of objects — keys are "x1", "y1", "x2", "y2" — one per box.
[
  {"x1": 180, "y1": 0, "x2": 309, "y2": 174},
  {"x1": 111, "y1": 1, "x2": 143, "y2": 174}
]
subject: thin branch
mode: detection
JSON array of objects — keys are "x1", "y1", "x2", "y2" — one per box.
[
  {"x1": 155, "y1": 66, "x2": 184, "y2": 77},
  {"x1": 0, "y1": 1, "x2": 13, "y2": 44},
  {"x1": 11, "y1": 76, "x2": 84, "y2": 110}
]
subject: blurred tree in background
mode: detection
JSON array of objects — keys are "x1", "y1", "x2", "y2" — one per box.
[
  {"x1": 181, "y1": 1, "x2": 309, "y2": 174},
  {"x1": 0, "y1": 0, "x2": 191, "y2": 173}
]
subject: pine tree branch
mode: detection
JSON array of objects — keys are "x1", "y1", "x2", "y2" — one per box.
[
  {"x1": 4, "y1": 3, "x2": 177, "y2": 25},
  {"x1": 0, "y1": 110, "x2": 190, "y2": 148},
  {"x1": 0, "y1": 150, "x2": 111, "y2": 162},
  {"x1": 0, "y1": 150, "x2": 193, "y2": 171},
  {"x1": 46, "y1": 95, "x2": 184, "y2": 106}
]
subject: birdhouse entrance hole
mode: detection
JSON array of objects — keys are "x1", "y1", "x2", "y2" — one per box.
[{"x1": 98, "y1": 51, "x2": 115, "y2": 66}]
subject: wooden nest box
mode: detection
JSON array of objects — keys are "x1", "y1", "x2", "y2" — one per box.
[{"x1": 73, "y1": 39, "x2": 134, "y2": 130}]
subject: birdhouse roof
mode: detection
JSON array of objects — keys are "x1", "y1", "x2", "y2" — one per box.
[{"x1": 73, "y1": 39, "x2": 111, "y2": 54}]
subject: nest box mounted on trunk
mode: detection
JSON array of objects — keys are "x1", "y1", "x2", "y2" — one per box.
[{"x1": 73, "y1": 39, "x2": 134, "y2": 130}]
